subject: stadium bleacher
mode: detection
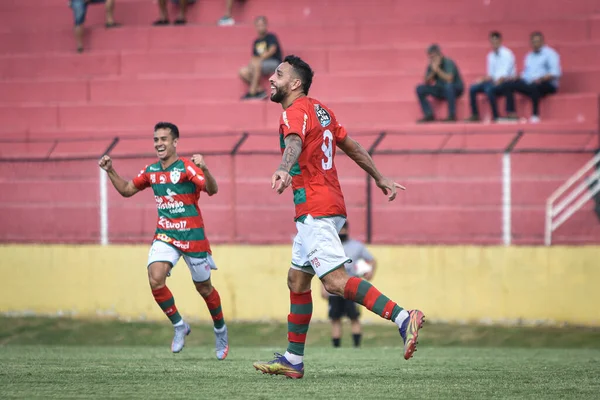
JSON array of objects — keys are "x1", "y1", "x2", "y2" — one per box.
[{"x1": 0, "y1": 0, "x2": 598, "y2": 244}]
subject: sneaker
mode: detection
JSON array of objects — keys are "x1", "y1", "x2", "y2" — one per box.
[
  {"x1": 171, "y1": 322, "x2": 191, "y2": 353},
  {"x1": 254, "y1": 90, "x2": 268, "y2": 100},
  {"x1": 416, "y1": 115, "x2": 435, "y2": 123},
  {"x1": 399, "y1": 310, "x2": 425, "y2": 360},
  {"x1": 253, "y1": 353, "x2": 304, "y2": 379},
  {"x1": 215, "y1": 325, "x2": 229, "y2": 360},
  {"x1": 465, "y1": 114, "x2": 480, "y2": 122},
  {"x1": 218, "y1": 16, "x2": 235, "y2": 26},
  {"x1": 529, "y1": 115, "x2": 541, "y2": 124}
]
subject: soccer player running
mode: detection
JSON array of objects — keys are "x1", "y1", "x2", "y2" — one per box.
[
  {"x1": 98, "y1": 122, "x2": 229, "y2": 359},
  {"x1": 253, "y1": 56, "x2": 425, "y2": 379}
]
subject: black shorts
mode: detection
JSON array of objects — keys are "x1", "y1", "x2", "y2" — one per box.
[{"x1": 328, "y1": 296, "x2": 360, "y2": 321}]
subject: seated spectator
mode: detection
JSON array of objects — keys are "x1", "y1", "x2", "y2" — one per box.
[
  {"x1": 69, "y1": 0, "x2": 119, "y2": 53},
  {"x1": 416, "y1": 44, "x2": 464, "y2": 122},
  {"x1": 239, "y1": 16, "x2": 282, "y2": 100},
  {"x1": 154, "y1": 0, "x2": 191, "y2": 25},
  {"x1": 500, "y1": 31, "x2": 562, "y2": 123},
  {"x1": 466, "y1": 31, "x2": 516, "y2": 122}
]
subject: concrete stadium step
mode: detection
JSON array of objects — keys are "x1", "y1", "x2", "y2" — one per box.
[
  {"x1": 0, "y1": 93, "x2": 595, "y2": 131},
  {"x1": 4, "y1": 0, "x2": 598, "y2": 32},
  {"x1": 1, "y1": 17, "x2": 597, "y2": 55},
  {"x1": 1, "y1": 68, "x2": 600, "y2": 105},
  {"x1": 2, "y1": 41, "x2": 598, "y2": 79}
]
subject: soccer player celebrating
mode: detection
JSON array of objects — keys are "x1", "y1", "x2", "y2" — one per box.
[
  {"x1": 98, "y1": 122, "x2": 229, "y2": 359},
  {"x1": 253, "y1": 56, "x2": 425, "y2": 379}
]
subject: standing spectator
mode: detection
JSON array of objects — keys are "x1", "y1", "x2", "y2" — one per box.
[
  {"x1": 70, "y1": 0, "x2": 119, "y2": 53},
  {"x1": 320, "y1": 222, "x2": 376, "y2": 349},
  {"x1": 501, "y1": 32, "x2": 562, "y2": 123},
  {"x1": 466, "y1": 31, "x2": 516, "y2": 122},
  {"x1": 153, "y1": 0, "x2": 190, "y2": 25},
  {"x1": 416, "y1": 44, "x2": 464, "y2": 122},
  {"x1": 238, "y1": 16, "x2": 282, "y2": 100}
]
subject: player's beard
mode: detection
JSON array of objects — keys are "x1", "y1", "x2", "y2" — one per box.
[{"x1": 270, "y1": 85, "x2": 287, "y2": 103}]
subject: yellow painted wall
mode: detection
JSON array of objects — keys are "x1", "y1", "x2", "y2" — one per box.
[{"x1": 1, "y1": 245, "x2": 599, "y2": 326}]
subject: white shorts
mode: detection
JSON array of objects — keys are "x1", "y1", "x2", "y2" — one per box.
[
  {"x1": 147, "y1": 240, "x2": 217, "y2": 283},
  {"x1": 290, "y1": 214, "x2": 350, "y2": 278}
]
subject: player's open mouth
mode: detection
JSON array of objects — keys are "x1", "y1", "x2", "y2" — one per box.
[
  {"x1": 270, "y1": 85, "x2": 277, "y2": 94},
  {"x1": 156, "y1": 147, "x2": 166, "y2": 155}
]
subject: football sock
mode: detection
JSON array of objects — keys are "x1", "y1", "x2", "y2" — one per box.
[
  {"x1": 152, "y1": 286, "x2": 183, "y2": 325},
  {"x1": 344, "y1": 277, "x2": 404, "y2": 322},
  {"x1": 203, "y1": 288, "x2": 225, "y2": 329},
  {"x1": 352, "y1": 333, "x2": 362, "y2": 347},
  {"x1": 394, "y1": 309, "x2": 410, "y2": 329},
  {"x1": 332, "y1": 338, "x2": 341, "y2": 348},
  {"x1": 285, "y1": 290, "x2": 312, "y2": 363}
]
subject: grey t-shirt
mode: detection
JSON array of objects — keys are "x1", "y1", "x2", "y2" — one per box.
[{"x1": 327, "y1": 239, "x2": 374, "y2": 297}]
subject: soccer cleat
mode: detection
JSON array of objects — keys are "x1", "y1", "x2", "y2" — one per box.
[
  {"x1": 215, "y1": 325, "x2": 229, "y2": 360},
  {"x1": 253, "y1": 353, "x2": 304, "y2": 379},
  {"x1": 399, "y1": 310, "x2": 425, "y2": 360},
  {"x1": 171, "y1": 322, "x2": 191, "y2": 353}
]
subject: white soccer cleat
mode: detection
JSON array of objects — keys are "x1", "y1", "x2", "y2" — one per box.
[{"x1": 171, "y1": 322, "x2": 191, "y2": 353}]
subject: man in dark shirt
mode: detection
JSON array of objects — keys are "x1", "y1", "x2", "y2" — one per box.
[
  {"x1": 415, "y1": 44, "x2": 464, "y2": 122},
  {"x1": 238, "y1": 16, "x2": 282, "y2": 100}
]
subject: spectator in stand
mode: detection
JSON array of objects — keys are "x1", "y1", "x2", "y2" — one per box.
[
  {"x1": 466, "y1": 31, "x2": 516, "y2": 122},
  {"x1": 70, "y1": 0, "x2": 119, "y2": 53},
  {"x1": 238, "y1": 16, "x2": 282, "y2": 100},
  {"x1": 416, "y1": 44, "x2": 464, "y2": 122},
  {"x1": 153, "y1": 0, "x2": 191, "y2": 25},
  {"x1": 500, "y1": 31, "x2": 562, "y2": 123}
]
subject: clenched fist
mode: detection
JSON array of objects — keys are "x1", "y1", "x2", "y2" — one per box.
[
  {"x1": 191, "y1": 154, "x2": 206, "y2": 170},
  {"x1": 98, "y1": 155, "x2": 113, "y2": 171}
]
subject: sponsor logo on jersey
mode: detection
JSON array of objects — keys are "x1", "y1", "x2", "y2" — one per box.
[
  {"x1": 170, "y1": 171, "x2": 181, "y2": 184},
  {"x1": 156, "y1": 233, "x2": 172, "y2": 243},
  {"x1": 148, "y1": 165, "x2": 160, "y2": 171},
  {"x1": 173, "y1": 240, "x2": 190, "y2": 250},
  {"x1": 282, "y1": 111, "x2": 290, "y2": 129},
  {"x1": 314, "y1": 104, "x2": 331, "y2": 127},
  {"x1": 159, "y1": 175, "x2": 167, "y2": 184},
  {"x1": 302, "y1": 113, "x2": 308, "y2": 135},
  {"x1": 157, "y1": 217, "x2": 189, "y2": 230},
  {"x1": 155, "y1": 191, "x2": 186, "y2": 214}
]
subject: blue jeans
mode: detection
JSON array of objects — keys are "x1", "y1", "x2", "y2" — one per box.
[
  {"x1": 416, "y1": 83, "x2": 463, "y2": 118},
  {"x1": 70, "y1": 0, "x2": 105, "y2": 26},
  {"x1": 469, "y1": 81, "x2": 501, "y2": 119}
]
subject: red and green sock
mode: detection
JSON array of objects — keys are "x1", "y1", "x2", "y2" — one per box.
[
  {"x1": 344, "y1": 277, "x2": 404, "y2": 323},
  {"x1": 203, "y1": 288, "x2": 225, "y2": 330},
  {"x1": 285, "y1": 290, "x2": 313, "y2": 360},
  {"x1": 152, "y1": 286, "x2": 183, "y2": 325}
]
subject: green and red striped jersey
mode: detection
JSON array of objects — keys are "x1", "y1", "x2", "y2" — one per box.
[
  {"x1": 132, "y1": 158, "x2": 211, "y2": 258},
  {"x1": 279, "y1": 96, "x2": 348, "y2": 222}
]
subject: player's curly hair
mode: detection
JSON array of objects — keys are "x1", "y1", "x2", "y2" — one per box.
[
  {"x1": 154, "y1": 122, "x2": 180, "y2": 139},
  {"x1": 284, "y1": 55, "x2": 314, "y2": 95}
]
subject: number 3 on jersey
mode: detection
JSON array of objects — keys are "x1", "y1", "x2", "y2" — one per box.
[{"x1": 321, "y1": 129, "x2": 333, "y2": 171}]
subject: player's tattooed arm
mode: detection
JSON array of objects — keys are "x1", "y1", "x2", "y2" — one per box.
[
  {"x1": 271, "y1": 134, "x2": 302, "y2": 194},
  {"x1": 278, "y1": 134, "x2": 303, "y2": 172},
  {"x1": 337, "y1": 135, "x2": 405, "y2": 201}
]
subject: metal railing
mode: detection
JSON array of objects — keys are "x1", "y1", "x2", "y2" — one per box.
[
  {"x1": 0, "y1": 128, "x2": 597, "y2": 245},
  {"x1": 545, "y1": 151, "x2": 600, "y2": 246}
]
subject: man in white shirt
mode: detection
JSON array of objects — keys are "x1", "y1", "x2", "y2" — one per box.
[
  {"x1": 501, "y1": 31, "x2": 562, "y2": 123},
  {"x1": 466, "y1": 31, "x2": 516, "y2": 122}
]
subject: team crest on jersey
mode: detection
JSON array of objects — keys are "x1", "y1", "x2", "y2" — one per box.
[
  {"x1": 170, "y1": 171, "x2": 181, "y2": 184},
  {"x1": 314, "y1": 104, "x2": 331, "y2": 127}
]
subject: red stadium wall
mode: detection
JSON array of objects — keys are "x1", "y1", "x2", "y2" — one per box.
[{"x1": 0, "y1": 0, "x2": 599, "y2": 245}]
